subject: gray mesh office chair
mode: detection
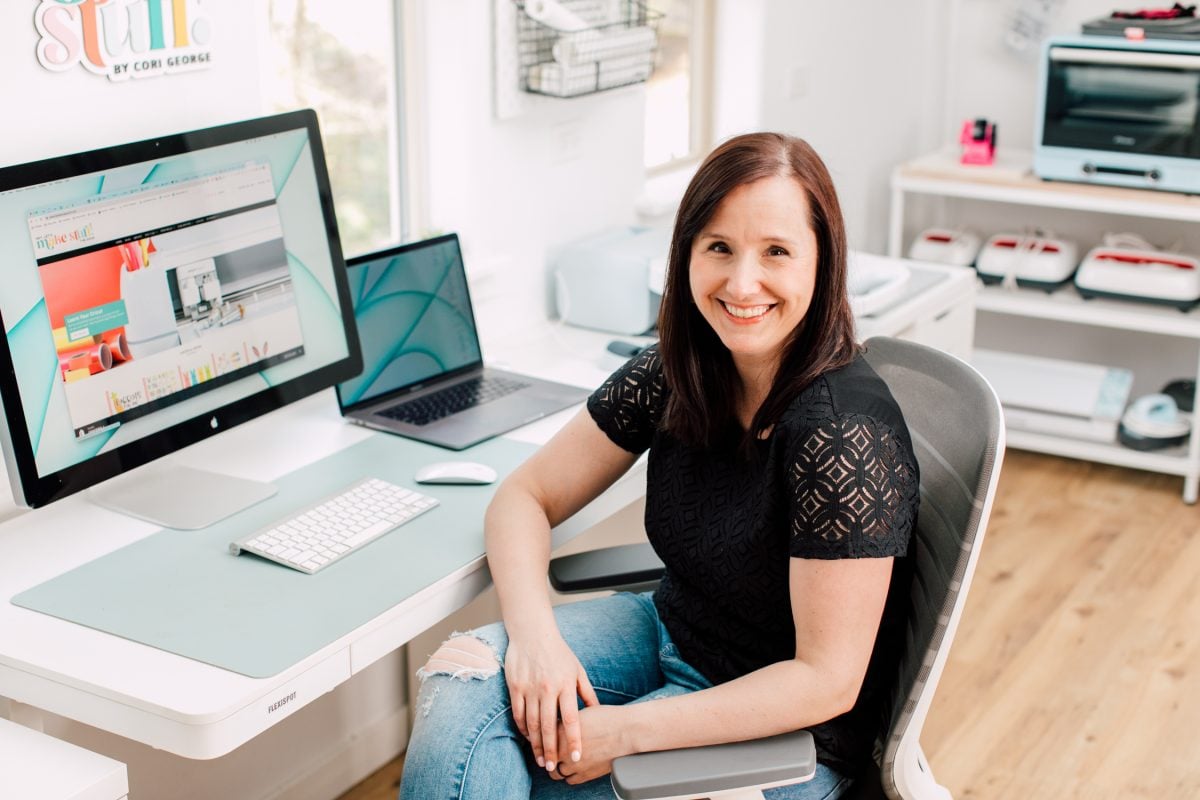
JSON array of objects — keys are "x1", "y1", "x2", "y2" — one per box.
[{"x1": 548, "y1": 337, "x2": 1005, "y2": 800}]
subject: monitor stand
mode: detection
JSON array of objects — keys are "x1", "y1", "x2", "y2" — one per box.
[{"x1": 88, "y1": 463, "x2": 278, "y2": 530}]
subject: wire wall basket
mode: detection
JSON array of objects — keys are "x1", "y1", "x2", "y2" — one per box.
[{"x1": 515, "y1": 0, "x2": 662, "y2": 99}]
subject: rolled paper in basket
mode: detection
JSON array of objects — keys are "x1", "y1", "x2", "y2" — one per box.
[
  {"x1": 524, "y1": 0, "x2": 589, "y2": 31},
  {"x1": 527, "y1": 62, "x2": 545, "y2": 92},
  {"x1": 598, "y1": 53, "x2": 652, "y2": 89},
  {"x1": 530, "y1": 52, "x2": 651, "y2": 95},
  {"x1": 553, "y1": 25, "x2": 656, "y2": 66},
  {"x1": 58, "y1": 342, "x2": 112, "y2": 377},
  {"x1": 528, "y1": 61, "x2": 598, "y2": 96},
  {"x1": 102, "y1": 329, "x2": 132, "y2": 362}
]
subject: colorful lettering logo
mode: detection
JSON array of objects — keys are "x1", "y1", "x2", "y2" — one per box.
[
  {"x1": 34, "y1": 223, "x2": 96, "y2": 253},
  {"x1": 34, "y1": 0, "x2": 214, "y2": 81}
]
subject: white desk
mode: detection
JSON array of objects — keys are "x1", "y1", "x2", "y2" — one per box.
[
  {"x1": 0, "y1": 259, "x2": 974, "y2": 763},
  {"x1": 0, "y1": 325, "x2": 645, "y2": 760}
]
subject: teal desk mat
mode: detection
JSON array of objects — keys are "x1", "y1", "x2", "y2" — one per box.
[{"x1": 12, "y1": 434, "x2": 536, "y2": 678}]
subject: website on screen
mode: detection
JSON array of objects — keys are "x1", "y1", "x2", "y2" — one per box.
[{"x1": 28, "y1": 164, "x2": 306, "y2": 438}]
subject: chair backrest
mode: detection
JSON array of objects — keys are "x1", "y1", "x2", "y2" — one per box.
[{"x1": 860, "y1": 337, "x2": 1005, "y2": 800}]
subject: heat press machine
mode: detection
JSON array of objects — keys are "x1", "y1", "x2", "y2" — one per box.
[
  {"x1": 975, "y1": 232, "x2": 1079, "y2": 290},
  {"x1": 1074, "y1": 245, "x2": 1200, "y2": 310},
  {"x1": 1118, "y1": 393, "x2": 1192, "y2": 451},
  {"x1": 907, "y1": 228, "x2": 982, "y2": 267}
]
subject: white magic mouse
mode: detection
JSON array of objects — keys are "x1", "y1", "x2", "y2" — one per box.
[{"x1": 414, "y1": 461, "x2": 498, "y2": 485}]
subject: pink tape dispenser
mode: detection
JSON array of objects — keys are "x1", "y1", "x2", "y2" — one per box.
[{"x1": 960, "y1": 118, "x2": 996, "y2": 166}]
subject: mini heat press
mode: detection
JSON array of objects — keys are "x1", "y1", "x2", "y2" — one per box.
[
  {"x1": 1074, "y1": 246, "x2": 1200, "y2": 310},
  {"x1": 975, "y1": 233, "x2": 1079, "y2": 290},
  {"x1": 907, "y1": 228, "x2": 982, "y2": 267},
  {"x1": 960, "y1": 118, "x2": 996, "y2": 166},
  {"x1": 1118, "y1": 393, "x2": 1191, "y2": 451}
]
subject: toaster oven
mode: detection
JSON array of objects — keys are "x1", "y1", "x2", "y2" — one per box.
[{"x1": 1035, "y1": 35, "x2": 1200, "y2": 193}]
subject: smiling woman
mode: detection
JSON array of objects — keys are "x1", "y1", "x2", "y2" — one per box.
[
  {"x1": 687, "y1": 174, "x2": 819, "y2": 408},
  {"x1": 397, "y1": 133, "x2": 918, "y2": 800},
  {"x1": 659, "y1": 132, "x2": 856, "y2": 451}
]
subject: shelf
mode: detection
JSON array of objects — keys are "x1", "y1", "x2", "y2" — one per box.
[
  {"x1": 891, "y1": 148, "x2": 1200, "y2": 502},
  {"x1": 1005, "y1": 429, "x2": 1193, "y2": 477},
  {"x1": 894, "y1": 149, "x2": 1200, "y2": 223},
  {"x1": 975, "y1": 282, "x2": 1200, "y2": 339}
]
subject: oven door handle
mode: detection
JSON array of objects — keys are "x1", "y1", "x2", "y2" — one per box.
[{"x1": 1050, "y1": 46, "x2": 1200, "y2": 71}]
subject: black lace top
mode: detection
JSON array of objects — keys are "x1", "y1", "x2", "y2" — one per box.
[{"x1": 586, "y1": 346, "x2": 919, "y2": 776}]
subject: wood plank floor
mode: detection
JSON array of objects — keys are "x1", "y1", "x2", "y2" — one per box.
[
  {"x1": 922, "y1": 450, "x2": 1200, "y2": 799},
  {"x1": 337, "y1": 451, "x2": 1200, "y2": 800}
]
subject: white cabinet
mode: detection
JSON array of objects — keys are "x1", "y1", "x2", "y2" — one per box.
[
  {"x1": 0, "y1": 717, "x2": 128, "y2": 800},
  {"x1": 853, "y1": 259, "x2": 976, "y2": 362},
  {"x1": 889, "y1": 149, "x2": 1200, "y2": 503}
]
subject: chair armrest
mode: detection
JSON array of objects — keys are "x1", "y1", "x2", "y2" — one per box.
[
  {"x1": 548, "y1": 543, "x2": 665, "y2": 594},
  {"x1": 610, "y1": 730, "x2": 816, "y2": 800}
]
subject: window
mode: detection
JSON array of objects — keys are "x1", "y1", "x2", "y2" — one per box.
[
  {"x1": 260, "y1": 0, "x2": 402, "y2": 258},
  {"x1": 644, "y1": 0, "x2": 712, "y2": 172}
]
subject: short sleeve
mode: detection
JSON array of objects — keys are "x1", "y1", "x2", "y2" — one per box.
[
  {"x1": 586, "y1": 346, "x2": 665, "y2": 454},
  {"x1": 787, "y1": 413, "x2": 918, "y2": 559}
]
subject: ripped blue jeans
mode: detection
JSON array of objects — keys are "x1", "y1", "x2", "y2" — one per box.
[{"x1": 398, "y1": 592, "x2": 852, "y2": 800}]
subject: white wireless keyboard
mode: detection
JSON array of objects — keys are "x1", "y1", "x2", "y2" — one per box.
[{"x1": 229, "y1": 477, "x2": 439, "y2": 574}]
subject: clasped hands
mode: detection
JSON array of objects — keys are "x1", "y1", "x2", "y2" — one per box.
[{"x1": 505, "y1": 635, "x2": 634, "y2": 785}]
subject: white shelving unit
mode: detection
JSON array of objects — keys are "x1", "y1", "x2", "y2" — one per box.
[{"x1": 889, "y1": 149, "x2": 1200, "y2": 503}]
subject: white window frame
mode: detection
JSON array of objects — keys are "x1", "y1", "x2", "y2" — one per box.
[
  {"x1": 259, "y1": 0, "x2": 408, "y2": 257},
  {"x1": 396, "y1": 0, "x2": 425, "y2": 243},
  {"x1": 646, "y1": 0, "x2": 715, "y2": 177}
]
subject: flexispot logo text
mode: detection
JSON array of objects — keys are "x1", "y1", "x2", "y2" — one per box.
[
  {"x1": 34, "y1": 0, "x2": 214, "y2": 82},
  {"x1": 35, "y1": 223, "x2": 95, "y2": 254}
]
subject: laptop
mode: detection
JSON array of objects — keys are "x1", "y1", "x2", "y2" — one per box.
[{"x1": 336, "y1": 233, "x2": 590, "y2": 450}]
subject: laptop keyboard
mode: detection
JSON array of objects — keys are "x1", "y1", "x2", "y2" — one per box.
[{"x1": 378, "y1": 375, "x2": 531, "y2": 426}]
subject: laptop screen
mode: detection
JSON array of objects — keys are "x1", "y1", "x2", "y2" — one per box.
[{"x1": 338, "y1": 234, "x2": 482, "y2": 407}]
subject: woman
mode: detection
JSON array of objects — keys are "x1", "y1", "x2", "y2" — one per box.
[{"x1": 399, "y1": 132, "x2": 919, "y2": 800}]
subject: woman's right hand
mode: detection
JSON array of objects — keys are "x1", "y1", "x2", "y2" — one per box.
[{"x1": 504, "y1": 632, "x2": 600, "y2": 772}]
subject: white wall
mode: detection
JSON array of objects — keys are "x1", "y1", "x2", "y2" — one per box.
[
  {"x1": 0, "y1": 5, "x2": 408, "y2": 799},
  {"x1": 416, "y1": 0, "x2": 1118, "y2": 320},
  {"x1": 756, "y1": 1, "x2": 948, "y2": 254},
  {"x1": 414, "y1": 0, "x2": 651, "y2": 336},
  {"x1": 942, "y1": 0, "x2": 1121, "y2": 156},
  {"x1": 754, "y1": 0, "x2": 1131, "y2": 255},
  {"x1": 0, "y1": 2, "x2": 263, "y2": 166}
]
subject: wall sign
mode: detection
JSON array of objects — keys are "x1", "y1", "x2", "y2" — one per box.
[{"x1": 34, "y1": 0, "x2": 214, "y2": 81}]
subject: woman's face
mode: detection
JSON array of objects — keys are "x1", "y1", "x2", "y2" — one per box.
[{"x1": 688, "y1": 174, "x2": 819, "y2": 381}]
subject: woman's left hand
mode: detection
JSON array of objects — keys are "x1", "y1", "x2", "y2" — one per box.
[{"x1": 548, "y1": 705, "x2": 634, "y2": 784}]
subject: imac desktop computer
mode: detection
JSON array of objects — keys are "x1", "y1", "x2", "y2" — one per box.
[{"x1": 0, "y1": 110, "x2": 362, "y2": 529}]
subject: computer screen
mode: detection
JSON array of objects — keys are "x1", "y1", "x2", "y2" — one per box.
[
  {"x1": 0, "y1": 110, "x2": 361, "y2": 512},
  {"x1": 338, "y1": 235, "x2": 483, "y2": 408}
]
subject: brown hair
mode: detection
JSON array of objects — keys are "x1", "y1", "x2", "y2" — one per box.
[{"x1": 657, "y1": 132, "x2": 857, "y2": 450}]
